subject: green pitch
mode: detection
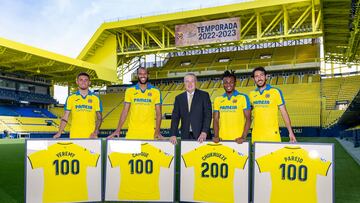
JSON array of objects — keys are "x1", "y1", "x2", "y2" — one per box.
[{"x1": 0, "y1": 137, "x2": 359, "y2": 203}]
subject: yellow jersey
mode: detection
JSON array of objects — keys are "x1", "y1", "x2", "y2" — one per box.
[
  {"x1": 182, "y1": 143, "x2": 248, "y2": 203},
  {"x1": 64, "y1": 90, "x2": 102, "y2": 138},
  {"x1": 249, "y1": 84, "x2": 285, "y2": 143},
  {"x1": 256, "y1": 146, "x2": 332, "y2": 203},
  {"x1": 213, "y1": 90, "x2": 250, "y2": 140},
  {"x1": 108, "y1": 143, "x2": 173, "y2": 200},
  {"x1": 124, "y1": 83, "x2": 162, "y2": 139},
  {"x1": 28, "y1": 142, "x2": 100, "y2": 203}
]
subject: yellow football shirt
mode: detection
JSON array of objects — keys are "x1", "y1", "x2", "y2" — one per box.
[
  {"x1": 213, "y1": 90, "x2": 250, "y2": 140},
  {"x1": 182, "y1": 143, "x2": 248, "y2": 203},
  {"x1": 64, "y1": 90, "x2": 102, "y2": 138},
  {"x1": 28, "y1": 142, "x2": 100, "y2": 203},
  {"x1": 124, "y1": 83, "x2": 162, "y2": 139},
  {"x1": 256, "y1": 146, "x2": 332, "y2": 203},
  {"x1": 108, "y1": 143, "x2": 173, "y2": 200},
  {"x1": 249, "y1": 84, "x2": 284, "y2": 143}
]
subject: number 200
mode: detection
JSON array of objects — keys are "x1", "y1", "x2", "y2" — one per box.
[{"x1": 201, "y1": 162, "x2": 228, "y2": 178}]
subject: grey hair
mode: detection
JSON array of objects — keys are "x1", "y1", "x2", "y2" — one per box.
[{"x1": 184, "y1": 72, "x2": 197, "y2": 81}]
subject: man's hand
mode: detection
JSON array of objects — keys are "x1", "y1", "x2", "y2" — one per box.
[
  {"x1": 90, "y1": 131, "x2": 99, "y2": 139},
  {"x1": 197, "y1": 132, "x2": 207, "y2": 143},
  {"x1": 235, "y1": 137, "x2": 246, "y2": 144},
  {"x1": 289, "y1": 132, "x2": 297, "y2": 143},
  {"x1": 107, "y1": 130, "x2": 120, "y2": 139},
  {"x1": 212, "y1": 136, "x2": 221, "y2": 143},
  {"x1": 169, "y1": 136, "x2": 177, "y2": 145},
  {"x1": 53, "y1": 132, "x2": 61, "y2": 139},
  {"x1": 155, "y1": 133, "x2": 165, "y2": 140}
]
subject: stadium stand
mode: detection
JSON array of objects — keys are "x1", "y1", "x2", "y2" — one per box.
[
  {"x1": 146, "y1": 44, "x2": 319, "y2": 79},
  {"x1": 321, "y1": 75, "x2": 360, "y2": 127}
]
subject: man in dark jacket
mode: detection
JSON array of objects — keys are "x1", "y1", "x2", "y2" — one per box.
[{"x1": 170, "y1": 73, "x2": 212, "y2": 144}]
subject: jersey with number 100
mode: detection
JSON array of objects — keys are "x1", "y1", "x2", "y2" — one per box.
[
  {"x1": 108, "y1": 143, "x2": 173, "y2": 200},
  {"x1": 28, "y1": 142, "x2": 100, "y2": 203},
  {"x1": 182, "y1": 144, "x2": 248, "y2": 203},
  {"x1": 256, "y1": 146, "x2": 332, "y2": 203}
]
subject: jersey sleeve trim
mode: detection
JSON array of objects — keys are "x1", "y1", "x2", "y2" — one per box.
[
  {"x1": 274, "y1": 88, "x2": 285, "y2": 106},
  {"x1": 97, "y1": 96, "x2": 103, "y2": 112},
  {"x1": 181, "y1": 155, "x2": 188, "y2": 168},
  {"x1": 255, "y1": 160, "x2": 262, "y2": 173},
  {"x1": 95, "y1": 154, "x2": 100, "y2": 167},
  {"x1": 168, "y1": 157, "x2": 174, "y2": 168},
  {"x1": 64, "y1": 96, "x2": 72, "y2": 111},
  {"x1": 242, "y1": 157, "x2": 249, "y2": 169},
  {"x1": 240, "y1": 93, "x2": 251, "y2": 110},
  {"x1": 27, "y1": 156, "x2": 35, "y2": 169},
  {"x1": 108, "y1": 155, "x2": 114, "y2": 168},
  {"x1": 325, "y1": 162, "x2": 332, "y2": 176}
]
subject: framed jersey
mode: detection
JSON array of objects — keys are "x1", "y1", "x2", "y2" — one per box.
[
  {"x1": 180, "y1": 141, "x2": 250, "y2": 203},
  {"x1": 25, "y1": 139, "x2": 102, "y2": 203},
  {"x1": 253, "y1": 142, "x2": 334, "y2": 203},
  {"x1": 104, "y1": 139, "x2": 175, "y2": 202}
]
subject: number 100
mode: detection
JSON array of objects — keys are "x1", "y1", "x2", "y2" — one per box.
[{"x1": 279, "y1": 164, "x2": 307, "y2": 181}]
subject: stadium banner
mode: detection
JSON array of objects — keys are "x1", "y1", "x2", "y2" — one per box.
[
  {"x1": 180, "y1": 141, "x2": 250, "y2": 203},
  {"x1": 175, "y1": 17, "x2": 240, "y2": 47},
  {"x1": 104, "y1": 139, "x2": 175, "y2": 202},
  {"x1": 25, "y1": 139, "x2": 102, "y2": 203},
  {"x1": 253, "y1": 142, "x2": 334, "y2": 203}
]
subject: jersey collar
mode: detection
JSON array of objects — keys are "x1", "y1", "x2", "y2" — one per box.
[
  {"x1": 255, "y1": 84, "x2": 271, "y2": 95},
  {"x1": 75, "y1": 90, "x2": 93, "y2": 99},
  {"x1": 285, "y1": 146, "x2": 301, "y2": 149},
  {"x1": 207, "y1": 143, "x2": 222, "y2": 146},
  {"x1": 57, "y1": 142, "x2": 73, "y2": 145},
  {"x1": 222, "y1": 90, "x2": 240, "y2": 100},
  {"x1": 135, "y1": 83, "x2": 154, "y2": 93}
]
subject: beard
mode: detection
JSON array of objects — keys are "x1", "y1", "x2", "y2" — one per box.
[
  {"x1": 256, "y1": 80, "x2": 266, "y2": 88},
  {"x1": 79, "y1": 86, "x2": 88, "y2": 90}
]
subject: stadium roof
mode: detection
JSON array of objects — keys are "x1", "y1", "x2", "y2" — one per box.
[
  {"x1": 77, "y1": 0, "x2": 322, "y2": 81},
  {"x1": 79, "y1": 0, "x2": 322, "y2": 60},
  {"x1": 322, "y1": 0, "x2": 353, "y2": 63},
  {"x1": 0, "y1": 37, "x2": 118, "y2": 84}
]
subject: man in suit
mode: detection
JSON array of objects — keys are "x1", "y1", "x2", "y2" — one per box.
[{"x1": 170, "y1": 73, "x2": 212, "y2": 144}]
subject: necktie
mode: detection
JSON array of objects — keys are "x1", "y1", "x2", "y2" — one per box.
[
  {"x1": 188, "y1": 93, "x2": 193, "y2": 112},
  {"x1": 188, "y1": 93, "x2": 193, "y2": 132}
]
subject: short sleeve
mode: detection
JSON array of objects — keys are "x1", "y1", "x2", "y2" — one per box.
[
  {"x1": 95, "y1": 96, "x2": 102, "y2": 112},
  {"x1": 154, "y1": 89, "x2": 162, "y2": 105},
  {"x1": 213, "y1": 97, "x2": 220, "y2": 112},
  {"x1": 231, "y1": 150, "x2": 248, "y2": 170},
  {"x1": 315, "y1": 157, "x2": 332, "y2": 176},
  {"x1": 28, "y1": 150, "x2": 46, "y2": 169},
  {"x1": 248, "y1": 92, "x2": 254, "y2": 109},
  {"x1": 108, "y1": 152, "x2": 123, "y2": 168},
  {"x1": 256, "y1": 152, "x2": 274, "y2": 173},
  {"x1": 157, "y1": 150, "x2": 173, "y2": 168},
  {"x1": 124, "y1": 88, "x2": 132, "y2": 104},
  {"x1": 182, "y1": 148, "x2": 199, "y2": 168},
  {"x1": 242, "y1": 94, "x2": 251, "y2": 110},
  {"x1": 64, "y1": 96, "x2": 73, "y2": 111},
  {"x1": 274, "y1": 88, "x2": 285, "y2": 106},
  {"x1": 82, "y1": 147, "x2": 100, "y2": 167}
]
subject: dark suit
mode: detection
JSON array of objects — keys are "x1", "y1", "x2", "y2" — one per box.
[{"x1": 170, "y1": 89, "x2": 212, "y2": 139}]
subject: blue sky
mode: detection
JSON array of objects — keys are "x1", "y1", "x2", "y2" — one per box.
[
  {"x1": 0, "y1": 0, "x2": 247, "y2": 103},
  {"x1": 0, "y1": 0, "x2": 247, "y2": 57}
]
